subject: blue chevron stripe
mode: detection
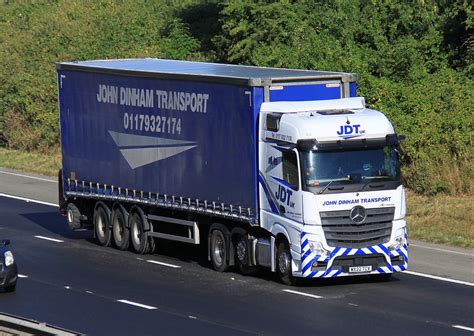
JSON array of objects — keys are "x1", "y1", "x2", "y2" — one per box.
[
  {"x1": 301, "y1": 239, "x2": 308, "y2": 250},
  {"x1": 330, "y1": 247, "x2": 341, "y2": 257},
  {"x1": 341, "y1": 248, "x2": 351, "y2": 256},
  {"x1": 377, "y1": 244, "x2": 392, "y2": 257},
  {"x1": 302, "y1": 261, "x2": 313, "y2": 274},
  {"x1": 368, "y1": 246, "x2": 378, "y2": 254}
]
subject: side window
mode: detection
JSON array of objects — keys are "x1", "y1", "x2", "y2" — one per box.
[{"x1": 282, "y1": 150, "x2": 299, "y2": 190}]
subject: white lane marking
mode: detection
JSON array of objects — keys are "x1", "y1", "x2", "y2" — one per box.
[
  {"x1": 405, "y1": 271, "x2": 474, "y2": 287},
  {"x1": 0, "y1": 193, "x2": 58, "y2": 207},
  {"x1": 0, "y1": 170, "x2": 57, "y2": 183},
  {"x1": 411, "y1": 243, "x2": 474, "y2": 257},
  {"x1": 86, "y1": 291, "x2": 94, "y2": 294},
  {"x1": 18, "y1": 274, "x2": 28, "y2": 278},
  {"x1": 146, "y1": 260, "x2": 181, "y2": 268},
  {"x1": 188, "y1": 316, "x2": 197, "y2": 319},
  {"x1": 65, "y1": 286, "x2": 70, "y2": 289},
  {"x1": 283, "y1": 289, "x2": 323, "y2": 299},
  {"x1": 34, "y1": 235, "x2": 64, "y2": 243},
  {"x1": 452, "y1": 325, "x2": 474, "y2": 332},
  {"x1": 117, "y1": 299, "x2": 157, "y2": 310}
]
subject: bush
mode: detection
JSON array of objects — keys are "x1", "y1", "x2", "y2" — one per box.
[{"x1": 0, "y1": 0, "x2": 472, "y2": 195}]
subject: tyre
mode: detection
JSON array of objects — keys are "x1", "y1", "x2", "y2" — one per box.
[
  {"x1": 111, "y1": 207, "x2": 130, "y2": 250},
  {"x1": 130, "y1": 212, "x2": 153, "y2": 254},
  {"x1": 276, "y1": 241, "x2": 296, "y2": 286},
  {"x1": 66, "y1": 203, "x2": 81, "y2": 230},
  {"x1": 210, "y1": 228, "x2": 229, "y2": 272},
  {"x1": 235, "y1": 234, "x2": 257, "y2": 275},
  {"x1": 94, "y1": 205, "x2": 112, "y2": 247}
]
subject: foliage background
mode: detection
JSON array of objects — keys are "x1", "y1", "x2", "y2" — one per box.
[{"x1": 0, "y1": 0, "x2": 472, "y2": 195}]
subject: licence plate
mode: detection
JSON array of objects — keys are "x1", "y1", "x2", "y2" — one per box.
[{"x1": 349, "y1": 266, "x2": 372, "y2": 273}]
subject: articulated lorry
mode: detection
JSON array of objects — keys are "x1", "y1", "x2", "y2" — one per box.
[{"x1": 57, "y1": 59, "x2": 408, "y2": 284}]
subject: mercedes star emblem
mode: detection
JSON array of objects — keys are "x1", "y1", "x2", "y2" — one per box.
[{"x1": 350, "y1": 205, "x2": 367, "y2": 224}]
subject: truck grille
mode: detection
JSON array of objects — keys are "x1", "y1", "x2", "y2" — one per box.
[{"x1": 320, "y1": 207, "x2": 394, "y2": 248}]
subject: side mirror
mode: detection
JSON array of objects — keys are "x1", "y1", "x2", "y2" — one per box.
[
  {"x1": 1, "y1": 239, "x2": 10, "y2": 247},
  {"x1": 398, "y1": 134, "x2": 406, "y2": 142}
]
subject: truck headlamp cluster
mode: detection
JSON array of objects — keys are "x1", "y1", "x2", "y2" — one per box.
[
  {"x1": 389, "y1": 228, "x2": 407, "y2": 251},
  {"x1": 4, "y1": 251, "x2": 14, "y2": 266},
  {"x1": 309, "y1": 241, "x2": 329, "y2": 259}
]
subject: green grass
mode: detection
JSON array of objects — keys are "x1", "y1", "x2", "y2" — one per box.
[
  {"x1": 0, "y1": 148, "x2": 472, "y2": 249},
  {"x1": 0, "y1": 148, "x2": 60, "y2": 176}
]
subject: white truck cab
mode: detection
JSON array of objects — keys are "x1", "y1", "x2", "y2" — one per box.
[{"x1": 258, "y1": 97, "x2": 407, "y2": 282}]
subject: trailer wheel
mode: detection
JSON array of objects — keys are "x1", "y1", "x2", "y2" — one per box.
[
  {"x1": 276, "y1": 241, "x2": 296, "y2": 286},
  {"x1": 210, "y1": 228, "x2": 229, "y2": 272},
  {"x1": 66, "y1": 203, "x2": 81, "y2": 230},
  {"x1": 94, "y1": 205, "x2": 112, "y2": 247},
  {"x1": 111, "y1": 207, "x2": 130, "y2": 250},
  {"x1": 235, "y1": 235, "x2": 257, "y2": 275},
  {"x1": 130, "y1": 212, "x2": 152, "y2": 254}
]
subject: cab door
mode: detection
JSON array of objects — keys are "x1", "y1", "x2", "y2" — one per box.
[{"x1": 260, "y1": 143, "x2": 303, "y2": 223}]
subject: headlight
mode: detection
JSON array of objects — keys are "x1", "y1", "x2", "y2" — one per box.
[
  {"x1": 390, "y1": 228, "x2": 407, "y2": 251},
  {"x1": 4, "y1": 251, "x2": 14, "y2": 266},
  {"x1": 309, "y1": 241, "x2": 329, "y2": 259}
]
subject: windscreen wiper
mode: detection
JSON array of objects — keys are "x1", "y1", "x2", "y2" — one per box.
[
  {"x1": 359, "y1": 176, "x2": 386, "y2": 191},
  {"x1": 318, "y1": 177, "x2": 349, "y2": 194}
]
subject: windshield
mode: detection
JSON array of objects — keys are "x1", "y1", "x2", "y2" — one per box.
[{"x1": 302, "y1": 146, "x2": 400, "y2": 188}]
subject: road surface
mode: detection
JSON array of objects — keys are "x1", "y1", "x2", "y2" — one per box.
[{"x1": 0, "y1": 168, "x2": 473, "y2": 335}]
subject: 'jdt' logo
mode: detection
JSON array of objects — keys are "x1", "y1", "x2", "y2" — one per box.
[
  {"x1": 275, "y1": 185, "x2": 294, "y2": 207},
  {"x1": 337, "y1": 124, "x2": 363, "y2": 139}
]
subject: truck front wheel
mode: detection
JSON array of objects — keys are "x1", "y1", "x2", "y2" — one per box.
[
  {"x1": 112, "y1": 207, "x2": 130, "y2": 250},
  {"x1": 210, "y1": 228, "x2": 229, "y2": 272},
  {"x1": 94, "y1": 205, "x2": 112, "y2": 247},
  {"x1": 277, "y1": 241, "x2": 296, "y2": 286}
]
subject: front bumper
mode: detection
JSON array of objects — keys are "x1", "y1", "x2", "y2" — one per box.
[
  {"x1": 296, "y1": 232, "x2": 408, "y2": 278},
  {"x1": 0, "y1": 262, "x2": 18, "y2": 288}
]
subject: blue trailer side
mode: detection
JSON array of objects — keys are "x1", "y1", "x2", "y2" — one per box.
[{"x1": 58, "y1": 70, "x2": 259, "y2": 219}]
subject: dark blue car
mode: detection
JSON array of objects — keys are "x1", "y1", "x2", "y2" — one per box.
[{"x1": 1, "y1": 239, "x2": 17, "y2": 292}]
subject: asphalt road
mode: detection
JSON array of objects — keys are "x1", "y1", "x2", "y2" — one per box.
[{"x1": 0, "y1": 168, "x2": 473, "y2": 335}]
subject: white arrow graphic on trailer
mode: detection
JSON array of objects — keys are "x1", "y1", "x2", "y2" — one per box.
[{"x1": 108, "y1": 130, "x2": 197, "y2": 169}]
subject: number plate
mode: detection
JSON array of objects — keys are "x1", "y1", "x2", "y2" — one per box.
[{"x1": 349, "y1": 266, "x2": 372, "y2": 273}]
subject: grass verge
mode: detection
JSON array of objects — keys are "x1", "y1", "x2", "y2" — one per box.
[
  {"x1": 406, "y1": 192, "x2": 473, "y2": 249},
  {"x1": 0, "y1": 148, "x2": 472, "y2": 248},
  {"x1": 0, "y1": 147, "x2": 60, "y2": 177}
]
